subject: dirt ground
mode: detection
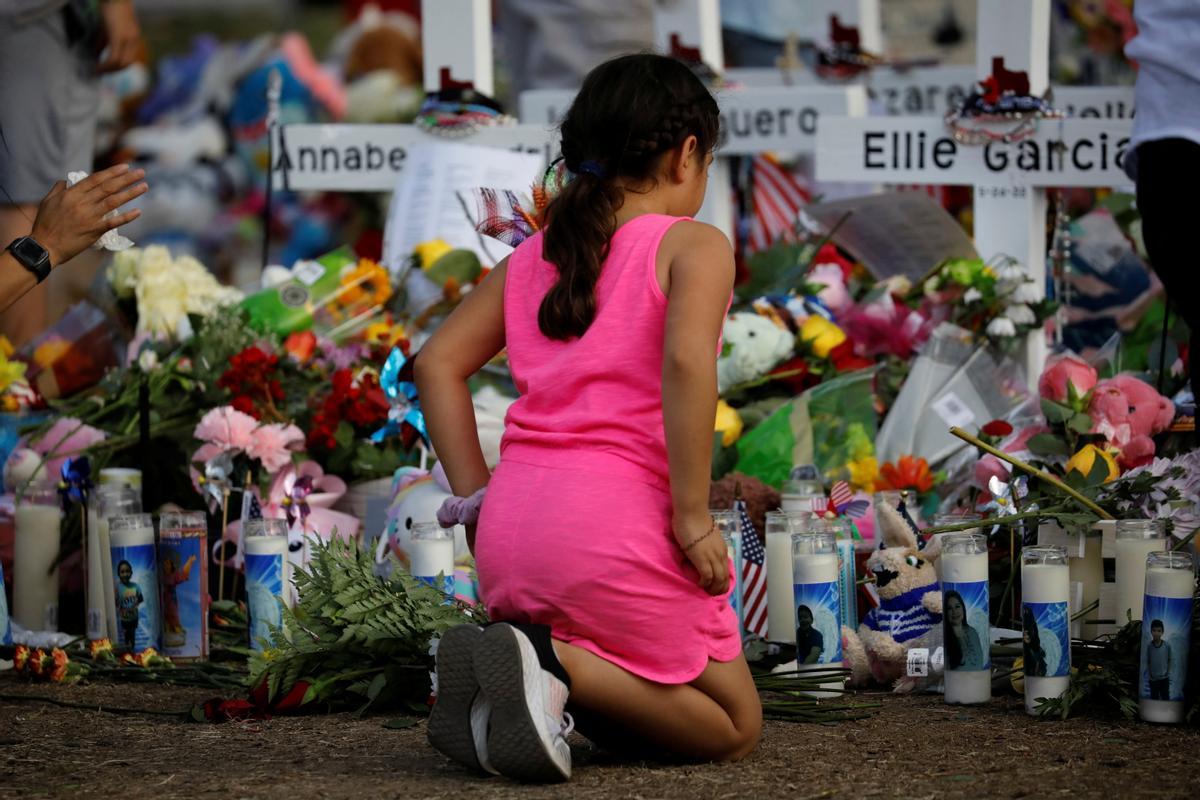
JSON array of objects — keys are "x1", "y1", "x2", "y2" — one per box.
[{"x1": 2, "y1": 677, "x2": 1199, "y2": 800}]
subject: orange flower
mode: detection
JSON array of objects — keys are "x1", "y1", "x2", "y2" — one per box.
[
  {"x1": 28, "y1": 648, "x2": 47, "y2": 677},
  {"x1": 48, "y1": 648, "x2": 70, "y2": 682},
  {"x1": 120, "y1": 652, "x2": 138, "y2": 666},
  {"x1": 283, "y1": 331, "x2": 317, "y2": 363},
  {"x1": 878, "y1": 455, "x2": 935, "y2": 493},
  {"x1": 13, "y1": 644, "x2": 30, "y2": 672}
]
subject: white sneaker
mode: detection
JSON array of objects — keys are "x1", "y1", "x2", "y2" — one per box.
[
  {"x1": 474, "y1": 623, "x2": 573, "y2": 782},
  {"x1": 469, "y1": 694, "x2": 499, "y2": 775},
  {"x1": 428, "y1": 624, "x2": 493, "y2": 773}
]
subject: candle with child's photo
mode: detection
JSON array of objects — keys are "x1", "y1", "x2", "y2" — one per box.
[
  {"x1": 109, "y1": 514, "x2": 160, "y2": 652},
  {"x1": 1021, "y1": 546, "x2": 1070, "y2": 716},
  {"x1": 792, "y1": 530, "x2": 841, "y2": 698},
  {"x1": 941, "y1": 532, "x2": 990, "y2": 705},
  {"x1": 1139, "y1": 551, "x2": 1194, "y2": 724}
]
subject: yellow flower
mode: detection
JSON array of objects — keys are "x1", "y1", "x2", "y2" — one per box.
[
  {"x1": 846, "y1": 456, "x2": 879, "y2": 493},
  {"x1": 799, "y1": 315, "x2": 847, "y2": 358},
  {"x1": 714, "y1": 400, "x2": 743, "y2": 447},
  {"x1": 414, "y1": 239, "x2": 453, "y2": 270},
  {"x1": 337, "y1": 259, "x2": 393, "y2": 308},
  {"x1": 363, "y1": 319, "x2": 407, "y2": 348},
  {"x1": 1065, "y1": 444, "x2": 1119, "y2": 483},
  {"x1": 89, "y1": 638, "x2": 115, "y2": 660},
  {"x1": 0, "y1": 346, "x2": 24, "y2": 394}
]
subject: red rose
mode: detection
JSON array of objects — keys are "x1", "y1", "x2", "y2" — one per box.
[{"x1": 981, "y1": 419, "x2": 1014, "y2": 437}]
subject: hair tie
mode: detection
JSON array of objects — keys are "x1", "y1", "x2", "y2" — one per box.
[{"x1": 576, "y1": 160, "x2": 606, "y2": 178}]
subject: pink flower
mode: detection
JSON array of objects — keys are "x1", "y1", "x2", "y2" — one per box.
[
  {"x1": 194, "y1": 406, "x2": 258, "y2": 452},
  {"x1": 245, "y1": 423, "x2": 305, "y2": 474},
  {"x1": 808, "y1": 263, "x2": 852, "y2": 313},
  {"x1": 1038, "y1": 355, "x2": 1097, "y2": 404},
  {"x1": 28, "y1": 417, "x2": 107, "y2": 482}
]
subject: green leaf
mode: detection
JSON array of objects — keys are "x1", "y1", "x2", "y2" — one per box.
[
  {"x1": 1086, "y1": 455, "x2": 1113, "y2": 486},
  {"x1": 1067, "y1": 413, "x2": 1094, "y2": 435},
  {"x1": 383, "y1": 716, "x2": 421, "y2": 730},
  {"x1": 1040, "y1": 398, "x2": 1075, "y2": 424},
  {"x1": 1026, "y1": 433, "x2": 1071, "y2": 456}
]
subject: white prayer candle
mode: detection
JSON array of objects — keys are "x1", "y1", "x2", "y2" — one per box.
[
  {"x1": 87, "y1": 486, "x2": 141, "y2": 641},
  {"x1": 931, "y1": 513, "x2": 981, "y2": 582},
  {"x1": 13, "y1": 489, "x2": 62, "y2": 631},
  {"x1": 410, "y1": 522, "x2": 456, "y2": 595},
  {"x1": 244, "y1": 518, "x2": 290, "y2": 652},
  {"x1": 941, "y1": 532, "x2": 990, "y2": 705},
  {"x1": 1073, "y1": 523, "x2": 1106, "y2": 635},
  {"x1": 1021, "y1": 546, "x2": 1070, "y2": 716},
  {"x1": 765, "y1": 510, "x2": 802, "y2": 643},
  {"x1": 1139, "y1": 552, "x2": 1194, "y2": 724},
  {"x1": 99, "y1": 468, "x2": 142, "y2": 491},
  {"x1": 793, "y1": 531, "x2": 841, "y2": 697},
  {"x1": 712, "y1": 512, "x2": 743, "y2": 632},
  {"x1": 109, "y1": 514, "x2": 160, "y2": 652},
  {"x1": 1115, "y1": 520, "x2": 1167, "y2": 625}
]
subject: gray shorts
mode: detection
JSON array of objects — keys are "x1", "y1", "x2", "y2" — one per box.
[{"x1": 0, "y1": 7, "x2": 99, "y2": 205}]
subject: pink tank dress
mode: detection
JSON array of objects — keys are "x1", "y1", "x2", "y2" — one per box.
[{"x1": 475, "y1": 213, "x2": 742, "y2": 685}]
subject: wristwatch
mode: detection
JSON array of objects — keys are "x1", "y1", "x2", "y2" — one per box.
[{"x1": 7, "y1": 237, "x2": 52, "y2": 283}]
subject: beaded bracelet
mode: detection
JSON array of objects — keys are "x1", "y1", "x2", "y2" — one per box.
[{"x1": 681, "y1": 517, "x2": 718, "y2": 552}]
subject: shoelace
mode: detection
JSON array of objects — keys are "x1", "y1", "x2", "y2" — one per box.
[{"x1": 550, "y1": 711, "x2": 575, "y2": 740}]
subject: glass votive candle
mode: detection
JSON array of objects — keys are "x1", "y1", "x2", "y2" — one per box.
[
  {"x1": 1020, "y1": 545, "x2": 1070, "y2": 716},
  {"x1": 109, "y1": 513, "x2": 160, "y2": 652},
  {"x1": 243, "y1": 518, "x2": 289, "y2": 651},
  {"x1": 410, "y1": 521, "x2": 456, "y2": 595},
  {"x1": 941, "y1": 532, "x2": 991, "y2": 704},
  {"x1": 13, "y1": 487, "x2": 62, "y2": 632},
  {"x1": 712, "y1": 511, "x2": 742, "y2": 629},
  {"x1": 158, "y1": 511, "x2": 210, "y2": 660},
  {"x1": 765, "y1": 511, "x2": 795, "y2": 643},
  {"x1": 815, "y1": 516, "x2": 858, "y2": 630},
  {"x1": 1139, "y1": 551, "x2": 1195, "y2": 724},
  {"x1": 1115, "y1": 519, "x2": 1168, "y2": 625},
  {"x1": 87, "y1": 485, "x2": 141, "y2": 641}
]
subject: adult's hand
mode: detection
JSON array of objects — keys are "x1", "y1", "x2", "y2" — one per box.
[
  {"x1": 30, "y1": 165, "x2": 147, "y2": 268},
  {"x1": 99, "y1": 0, "x2": 142, "y2": 73}
]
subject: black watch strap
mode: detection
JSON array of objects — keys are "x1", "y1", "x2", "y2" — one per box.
[{"x1": 7, "y1": 236, "x2": 52, "y2": 283}]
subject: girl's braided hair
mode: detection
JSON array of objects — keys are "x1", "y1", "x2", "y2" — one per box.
[{"x1": 539, "y1": 54, "x2": 720, "y2": 341}]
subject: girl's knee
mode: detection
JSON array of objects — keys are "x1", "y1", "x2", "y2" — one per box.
[{"x1": 713, "y1": 703, "x2": 762, "y2": 762}]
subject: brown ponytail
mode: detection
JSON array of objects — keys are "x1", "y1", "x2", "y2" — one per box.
[{"x1": 537, "y1": 54, "x2": 720, "y2": 341}]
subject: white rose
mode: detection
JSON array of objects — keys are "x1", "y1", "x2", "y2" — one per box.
[
  {"x1": 986, "y1": 317, "x2": 1018, "y2": 337},
  {"x1": 137, "y1": 349, "x2": 159, "y2": 371},
  {"x1": 136, "y1": 262, "x2": 189, "y2": 337},
  {"x1": 1012, "y1": 282, "x2": 1042, "y2": 304},
  {"x1": 1003, "y1": 304, "x2": 1036, "y2": 325},
  {"x1": 963, "y1": 287, "x2": 983, "y2": 303},
  {"x1": 108, "y1": 248, "x2": 142, "y2": 299}
]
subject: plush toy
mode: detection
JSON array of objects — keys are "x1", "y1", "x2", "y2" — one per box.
[
  {"x1": 843, "y1": 503, "x2": 943, "y2": 692},
  {"x1": 1088, "y1": 374, "x2": 1175, "y2": 470},
  {"x1": 717, "y1": 312, "x2": 794, "y2": 393},
  {"x1": 382, "y1": 466, "x2": 479, "y2": 603},
  {"x1": 709, "y1": 472, "x2": 780, "y2": 535}
]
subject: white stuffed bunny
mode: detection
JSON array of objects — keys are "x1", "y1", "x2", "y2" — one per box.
[{"x1": 716, "y1": 312, "x2": 795, "y2": 393}]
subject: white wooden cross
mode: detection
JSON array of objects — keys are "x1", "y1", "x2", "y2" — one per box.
[
  {"x1": 814, "y1": 0, "x2": 1134, "y2": 384},
  {"x1": 517, "y1": 0, "x2": 868, "y2": 241},
  {"x1": 271, "y1": 0, "x2": 556, "y2": 194},
  {"x1": 723, "y1": 0, "x2": 1133, "y2": 123}
]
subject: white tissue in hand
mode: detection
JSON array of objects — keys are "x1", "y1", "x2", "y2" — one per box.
[{"x1": 66, "y1": 171, "x2": 135, "y2": 252}]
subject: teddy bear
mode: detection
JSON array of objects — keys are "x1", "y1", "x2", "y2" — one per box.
[
  {"x1": 709, "y1": 472, "x2": 781, "y2": 535},
  {"x1": 716, "y1": 312, "x2": 795, "y2": 394},
  {"x1": 1088, "y1": 374, "x2": 1175, "y2": 470},
  {"x1": 842, "y1": 503, "x2": 943, "y2": 692}
]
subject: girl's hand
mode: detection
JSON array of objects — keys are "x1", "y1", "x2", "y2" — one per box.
[
  {"x1": 99, "y1": 1, "x2": 142, "y2": 73},
  {"x1": 674, "y1": 511, "x2": 730, "y2": 596}
]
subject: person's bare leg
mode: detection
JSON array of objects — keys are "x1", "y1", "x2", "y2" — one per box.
[
  {"x1": 0, "y1": 205, "x2": 46, "y2": 346},
  {"x1": 552, "y1": 640, "x2": 762, "y2": 762}
]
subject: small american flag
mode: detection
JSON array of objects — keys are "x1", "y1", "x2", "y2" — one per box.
[
  {"x1": 747, "y1": 154, "x2": 812, "y2": 253},
  {"x1": 240, "y1": 489, "x2": 263, "y2": 525},
  {"x1": 734, "y1": 498, "x2": 769, "y2": 638}
]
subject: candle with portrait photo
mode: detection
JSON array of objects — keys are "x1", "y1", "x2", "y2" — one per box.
[
  {"x1": 1139, "y1": 552, "x2": 1194, "y2": 724},
  {"x1": 941, "y1": 532, "x2": 990, "y2": 704},
  {"x1": 1021, "y1": 546, "x2": 1070, "y2": 716}
]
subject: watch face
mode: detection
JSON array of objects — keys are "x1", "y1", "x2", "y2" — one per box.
[{"x1": 11, "y1": 236, "x2": 48, "y2": 267}]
